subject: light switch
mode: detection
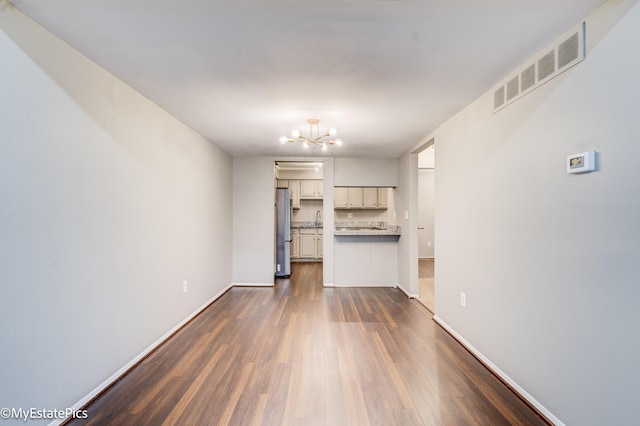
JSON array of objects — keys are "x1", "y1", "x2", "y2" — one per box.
[{"x1": 404, "y1": 211, "x2": 409, "y2": 220}]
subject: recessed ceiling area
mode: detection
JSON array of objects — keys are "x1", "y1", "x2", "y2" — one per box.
[{"x1": 10, "y1": 0, "x2": 605, "y2": 158}]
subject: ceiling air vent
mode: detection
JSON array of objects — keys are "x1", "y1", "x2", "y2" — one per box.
[{"x1": 493, "y1": 21, "x2": 585, "y2": 113}]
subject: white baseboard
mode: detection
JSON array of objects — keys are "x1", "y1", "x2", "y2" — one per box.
[
  {"x1": 418, "y1": 256, "x2": 435, "y2": 259},
  {"x1": 323, "y1": 282, "x2": 335, "y2": 287},
  {"x1": 334, "y1": 283, "x2": 395, "y2": 288},
  {"x1": 232, "y1": 282, "x2": 274, "y2": 287},
  {"x1": 51, "y1": 284, "x2": 234, "y2": 426},
  {"x1": 395, "y1": 283, "x2": 418, "y2": 299},
  {"x1": 432, "y1": 316, "x2": 563, "y2": 426}
]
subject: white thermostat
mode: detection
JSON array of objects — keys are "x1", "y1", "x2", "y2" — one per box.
[{"x1": 567, "y1": 151, "x2": 596, "y2": 174}]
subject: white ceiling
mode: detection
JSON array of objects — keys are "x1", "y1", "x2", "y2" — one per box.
[{"x1": 12, "y1": 0, "x2": 604, "y2": 158}]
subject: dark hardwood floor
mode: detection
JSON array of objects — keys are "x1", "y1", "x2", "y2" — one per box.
[{"x1": 69, "y1": 263, "x2": 548, "y2": 425}]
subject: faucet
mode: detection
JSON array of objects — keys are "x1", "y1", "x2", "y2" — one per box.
[{"x1": 315, "y1": 210, "x2": 322, "y2": 227}]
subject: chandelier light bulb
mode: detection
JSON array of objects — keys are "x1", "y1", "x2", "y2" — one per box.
[{"x1": 278, "y1": 119, "x2": 343, "y2": 150}]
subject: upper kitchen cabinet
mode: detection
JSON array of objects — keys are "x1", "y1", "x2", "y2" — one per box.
[
  {"x1": 277, "y1": 179, "x2": 301, "y2": 208},
  {"x1": 289, "y1": 180, "x2": 301, "y2": 209},
  {"x1": 334, "y1": 187, "x2": 389, "y2": 210},
  {"x1": 348, "y1": 187, "x2": 363, "y2": 208},
  {"x1": 334, "y1": 187, "x2": 348, "y2": 208},
  {"x1": 363, "y1": 187, "x2": 378, "y2": 208},
  {"x1": 300, "y1": 180, "x2": 323, "y2": 199},
  {"x1": 378, "y1": 187, "x2": 388, "y2": 208}
]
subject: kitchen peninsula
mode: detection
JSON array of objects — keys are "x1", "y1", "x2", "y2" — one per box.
[{"x1": 333, "y1": 221, "x2": 400, "y2": 287}]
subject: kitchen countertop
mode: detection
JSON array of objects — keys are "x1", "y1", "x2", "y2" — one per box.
[
  {"x1": 291, "y1": 221, "x2": 323, "y2": 229},
  {"x1": 333, "y1": 221, "x2": 401, "y2": 237}
]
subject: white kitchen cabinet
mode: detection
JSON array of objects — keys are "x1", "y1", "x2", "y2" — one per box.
[
  {"x1": 334, "y1": 186, "x2": 388, "y2": 210},
  {"x1": 276, "y1": 179, "x2": 300, "y2": 208},
  {"x1": 364, "y1": 187, "x2": 389, "y2": 208},
  {"x1": 378, "y1": 187, "x2": 388, "y2": 208},
  {"x1": 334, "y1": 187, "x2": 348, "y2": 208},
  {"x1": 347, "y1": 187, "x2": 363, "y2": 208},
  {"x1": 293, "y1": 228, "x2": 322, "y2": 260},
  {"x1": 289, "y1": 180, "x2": 301, "y2": 209},
  {"x1": 291, "y1": 229, "x2": 299, "y2": 259},
  {"x1": 363, "y1": 187, "x2": 378, "y2": 208},
  {"x1": 300, "y1": 180, "x2": 316, "y2": 198},
  {"x1": 300, "y1": 229, "x2": 317, "y2": 258},
  {"x1": 300, "y1": 180, "x2": 323, "y2": 199}
]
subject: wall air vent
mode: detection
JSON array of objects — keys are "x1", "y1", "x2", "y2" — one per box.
[
  {"x1": 493, "y1": 21, "x2": 585, "y2": 113},
  {"x1": 506, "y1": 76, "x2": 519, "y2": 102},
  {"x1": 537, "y1": 50, "x2": 556, "y2": 81},
  {"x1": 520, "y1": 64, "x2": 536, "y2": 92},
  {"x1": 494, "y1": 86, "x2": 505, "y2": 109}
]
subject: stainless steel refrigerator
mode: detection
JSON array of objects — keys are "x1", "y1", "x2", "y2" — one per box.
[{"x1": 275, "y1": 188, "x2": 291, "y2": 277}]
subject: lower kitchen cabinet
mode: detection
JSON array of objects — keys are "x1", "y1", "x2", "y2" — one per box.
[
  {"x1": 300, "y1": 233, "x2": 316, "y2": 258},
  {"x1": 291, "y1": 229, "x2": 300, "y2": 258},
  {"x1": 292, "y1": 228, "x2": 323, "y2": 261}
]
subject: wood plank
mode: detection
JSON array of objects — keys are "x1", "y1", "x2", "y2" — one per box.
[{"x1": 67, "y1": 262, "x2": 549, "y2": 426}]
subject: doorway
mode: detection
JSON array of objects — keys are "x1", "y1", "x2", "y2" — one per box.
[
  {"x1": 274, "y1": 162, "x2": 325, "y2": 281},
  {"x1": 417, "y1": 142, "x2": 435, "y2": 312}
]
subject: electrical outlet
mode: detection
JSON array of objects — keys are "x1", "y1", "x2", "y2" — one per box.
[
  {"x1": 347, "y1": 213, "x2": 353, "y2": 218},
  {"x1": 460, "y1": 292, "x2": 466, "y2": 307},
  {"x1": 183, "y1": 280, "x2": 188, "y2": 293},
  {"x1": 404, "y1": 211, "x2": 409, "y2": 220},
  {"x1": 276, "y1": 264, "x2": 281, "y2": 272},
  {"x1": 427, "y1": 241, "x2": 432, "y2": 247}
]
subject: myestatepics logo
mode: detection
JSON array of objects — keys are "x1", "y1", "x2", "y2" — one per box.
[{"x1": 0, "y1": 407, "x2": 88, "y2": 421}]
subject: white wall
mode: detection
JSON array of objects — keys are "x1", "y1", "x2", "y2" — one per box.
[
  {"x1": 418, "y1": 147, "x2": 435, "y2": 258},
  {"x1": 292, "y1": 200, "x2": 324, "y2": 222},
  {"x1": 432, "y1": 1, "x2": 640, "y2": 424},
  {"x1": 232, "y1": 158, "x2": 276, "y2": 285},
  {"x1": 277, "y1": 168, "x2": 323, "y2": 180},
  {"x1": 334, "y1": 207, "x2": 389, "y2": 223},
  {"x1": 0, "y1": 5, "x2": 233, "y2": 418},
  {"x1": 334, "y1": 158, "x2": 398, "y2": 187},
  {"x1": 418, "y1": 169, "x2": 435, "y2": 258},
  {"x1": 395, "y1": 152, "x2": 419, "y2": 297}
]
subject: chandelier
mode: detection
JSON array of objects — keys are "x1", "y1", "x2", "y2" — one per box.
[{"x1": 279, "y1": 119, "x2": 343, "y2": 151}]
